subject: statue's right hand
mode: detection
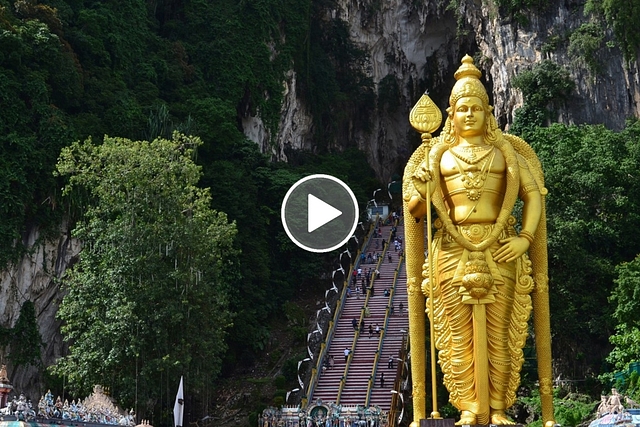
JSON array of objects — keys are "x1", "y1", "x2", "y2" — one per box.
[
  {"x1": 413, "y1": 161, "x2": 433, "y2": 183},
  {"x1": 412, "y1": 161, "x2": 432, "y2": 199}
]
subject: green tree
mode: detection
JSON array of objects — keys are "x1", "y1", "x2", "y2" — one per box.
[
  {"x1": 606, "y1": 256, "x2": 640, "y2": 373},
  {"x1": 568, "y1": 22, "x2": 605, "y2": 73},
  {"x1": 525, "y1": 122, "x2": 640, "y2": 379},
  {"x1": 511, "y1": 60, "x2": 574, "y2": 136},
  {"x1": 585, "y1": 0, "x2": 640, "y2": 62},
  {"x1": 517, "y1": 388, "x2": 596, "y2": 427},
  {"x1": 52, "y1": 133, "x2": 238, "y2": 423},
  {"x1": 0, "y1": 14, "x2": 80, "y2": 266}
]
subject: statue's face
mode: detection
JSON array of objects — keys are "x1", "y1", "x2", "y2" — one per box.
[{"x1": 452, "y1": 96, "x2": 486, "y2": 138}]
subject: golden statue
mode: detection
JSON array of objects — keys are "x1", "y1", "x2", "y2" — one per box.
[{"x1": 403, "y1": 55, "x2": 555, "y2": 427}]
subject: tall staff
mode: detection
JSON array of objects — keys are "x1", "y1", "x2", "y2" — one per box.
[{"x1": 405, "y1": 91, "x2": 442, "y2": 424}]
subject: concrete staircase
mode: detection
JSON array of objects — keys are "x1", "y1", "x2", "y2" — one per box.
[{"x1": 310, "y1": 223, "x2": 409, "y2": 411}]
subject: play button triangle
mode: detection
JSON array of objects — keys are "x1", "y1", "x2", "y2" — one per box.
[{"x1": 308, "y1": 194, "x2": 342, "y2": 233}]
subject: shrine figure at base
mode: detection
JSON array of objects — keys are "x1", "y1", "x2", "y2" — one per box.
[{"x1": 403, "y1": 55, "x2": 554, "y2": 426}]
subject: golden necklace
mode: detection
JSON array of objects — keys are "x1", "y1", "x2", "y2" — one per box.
[
  {"x1": 451, "y1": 148, "x2": 496, "y2": 201},
  {"x1": 450, "y1": 144, "x2": 494, "y2": 164}
]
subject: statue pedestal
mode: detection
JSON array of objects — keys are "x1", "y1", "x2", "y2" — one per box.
[{"x1": 420, "y1": 419, "x2": 456, "y2": 427}]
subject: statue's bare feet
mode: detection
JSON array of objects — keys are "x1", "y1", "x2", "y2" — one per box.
[
  {"x1": 455, "y1": 411, "x2": 477, "y2": 425},
  {"x1": 490, "y1": 410, "x2": 515, "y2": 425}
]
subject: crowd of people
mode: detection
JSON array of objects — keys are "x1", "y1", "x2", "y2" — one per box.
[{"x1": 321, "y1": 213, "x2": 406, "y2": 393}]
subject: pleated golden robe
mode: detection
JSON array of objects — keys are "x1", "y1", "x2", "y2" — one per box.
[{"x1": 425, "y1": 222, "x2": 534, "y2": 413}]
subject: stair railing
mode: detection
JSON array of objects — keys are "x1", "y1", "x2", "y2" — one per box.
[
  {"x1": 304, "y1": 216, "x2": 378, "y2": 406},
  {"x1": 365, "y1": 250, "x2": 405, "y2": 407},
  {"x1": 335, "y1": 223, "x2": 395, "y2": 404},
  {"x1": 388, "y1": 333, "x2": 409, "y2": 427}
]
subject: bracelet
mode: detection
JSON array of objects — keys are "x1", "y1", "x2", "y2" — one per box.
[
  {"x1": 414, "y1": 190, "x2": 426, "y2": 203},
  {"x1": 519, "y1": 230, "x2": 534, "y2": 244}
]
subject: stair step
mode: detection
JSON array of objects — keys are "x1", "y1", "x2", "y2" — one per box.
[{"x1": 310, "y1": 224, "x2": 409, "y2": 411}]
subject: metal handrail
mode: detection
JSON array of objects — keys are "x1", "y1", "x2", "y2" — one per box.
[
  {"x1": 335, "y1": 222, "x2": 394, "y2": 404},
  {"x1": 365, "y1": 252, "x2": 405, "y2": 407},
  {"x1": 304, "y1": 216, "x2": 378, "y2": 406},
  {"x1": 387, "y1": 334, "x2": 408, "y2": 427}
]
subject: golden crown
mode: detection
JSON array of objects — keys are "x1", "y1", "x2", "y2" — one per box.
[{"x1": 449, "y1": 55, "x2": 489, "y2": 107}]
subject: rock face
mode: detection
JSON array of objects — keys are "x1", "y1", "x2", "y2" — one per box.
[
  {"x1": 242, "y1": 70, "x2": 315, "y2": 162},
  {"x1": 0, "y1": 223, "x2": 81, "y2": 400},
  {"x1": 242, "y1": 0, "x2": 640, "y2": 181},
  {"x1": 468, "y1": 0, "x2": 640, "y2": 129}
]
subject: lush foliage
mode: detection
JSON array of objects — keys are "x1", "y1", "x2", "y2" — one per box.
[
  {"x1": 0, "y1": 0, "x2": 376, "y2": 259},
  {"x1": 7, "y1": 301, "x2": 44, "y2": 369},
  {"x1": 520, "y1": 121, "x2": 640, "y2": 380},
  {"x1": 568, "y1": 22, "x2": 605, "y2": 74},
  {"x1": 199, "y1": 141, "x2": 378, "y2": 365},
  {"x1": 511, "y1": 60, "x2": 574, "y2": 135},
  {"x1": 53, "y1": 134, "x2": 239, "y2": 420},
  {"x1": 585, "y1": 0, "x2": 640, "y2": 62},
  {"x1": 492, "y1": 0, "x2": 549, "y2": 24},
  {"x1": 0, "y1": 8, "x2": 78, "y2": 266},
  {"x1": 606, "y1": 255, "x2": 640, "y2": 375},
  {"x1": 517, "y1": 388, "x2": 597, "y2": 427},
  {"x1": 511, "y1": 64, "x2": 640, "y2": 382},
  {"x1": 0, "y1": 0, "x2": 381, "y2": 411}
]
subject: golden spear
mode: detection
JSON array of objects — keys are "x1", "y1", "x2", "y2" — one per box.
[{"x1": 407, "y1": 91, "x2": 442, "y2": 423}]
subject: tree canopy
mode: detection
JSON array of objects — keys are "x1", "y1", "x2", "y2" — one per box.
[
  {"x1": 53, "y1": 133, "x2": 239, "y2": 416},
  {"x1": 517, "y1": 119, "x2": 640, "y2": 382},
  {"x1": 607, "y1": 256, "x2": 640, "y2": 372}
]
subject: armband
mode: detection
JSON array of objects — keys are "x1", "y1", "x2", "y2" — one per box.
[
  {"x1": 519, "y1": 230, "x2": 535, "y2": 244},
  {"x1": 520, "y1": 182, "x2": 539, "y2": 196}
]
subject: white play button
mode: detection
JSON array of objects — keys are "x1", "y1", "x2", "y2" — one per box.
[
  {"x1": 281, "y1": 174, "x2": 359, "y2": 253},
  {"x1": 308, "y1": 194, "x2": 342, "y2": 233}
]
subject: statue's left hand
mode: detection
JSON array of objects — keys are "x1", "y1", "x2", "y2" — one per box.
[{"x1": 493, "y1": 237, "x2": 529, "y2": 263}]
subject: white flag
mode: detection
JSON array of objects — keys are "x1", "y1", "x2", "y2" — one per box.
[{"x1": 173, "y1": 376, "x2": 184, "y2": 427}]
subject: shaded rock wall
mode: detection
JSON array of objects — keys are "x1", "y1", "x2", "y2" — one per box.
[
  {"x1": 243, "y1": 0, "x2": 640, "y2": 181},
  {"x1": 0, "y1": 224, "x2": 81, "y2": 400}
]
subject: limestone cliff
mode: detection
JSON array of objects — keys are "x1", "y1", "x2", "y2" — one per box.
[
  {"x1": 0, "y1": 224, "x2": 81, "y2": 400},
  {"x1": 243, "y1": 0, "x2": 640, "y2": 181}
]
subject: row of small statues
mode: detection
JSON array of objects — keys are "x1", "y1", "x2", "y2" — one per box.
[
  {"x1": 37, "y1": 389, "x2": 137, "y2": 425},
  {"x1": 0, "y1": 389, "x2": 136, "y2": 426}
]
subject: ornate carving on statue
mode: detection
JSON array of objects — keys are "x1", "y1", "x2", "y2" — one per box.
[
  {"x1": 409, "y1": 91, "x2": 442, "y2": 135},
  {"x1": 534, "y1": 273, "x2": 549, "y2": 293},
  {"x1": 413, "y1": 379, "x2": 426, "y2": 399},
  {"x1": 407, "y1": 277, "x2": 420, "y2": 296},
  {"x1": 403, "y1": 55, "x2": 555, "y2": 427},
  {"x1": 539, "y1": 377, "x2": 553, "y2": 395}
]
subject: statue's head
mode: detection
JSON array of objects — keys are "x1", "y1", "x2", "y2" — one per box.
[
  {"x1": 451, "y1": 96, "x2": 486, "y2": 139},
  {"x1": 443, "y1": 55, "x2": 500, "y2": 145}
]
